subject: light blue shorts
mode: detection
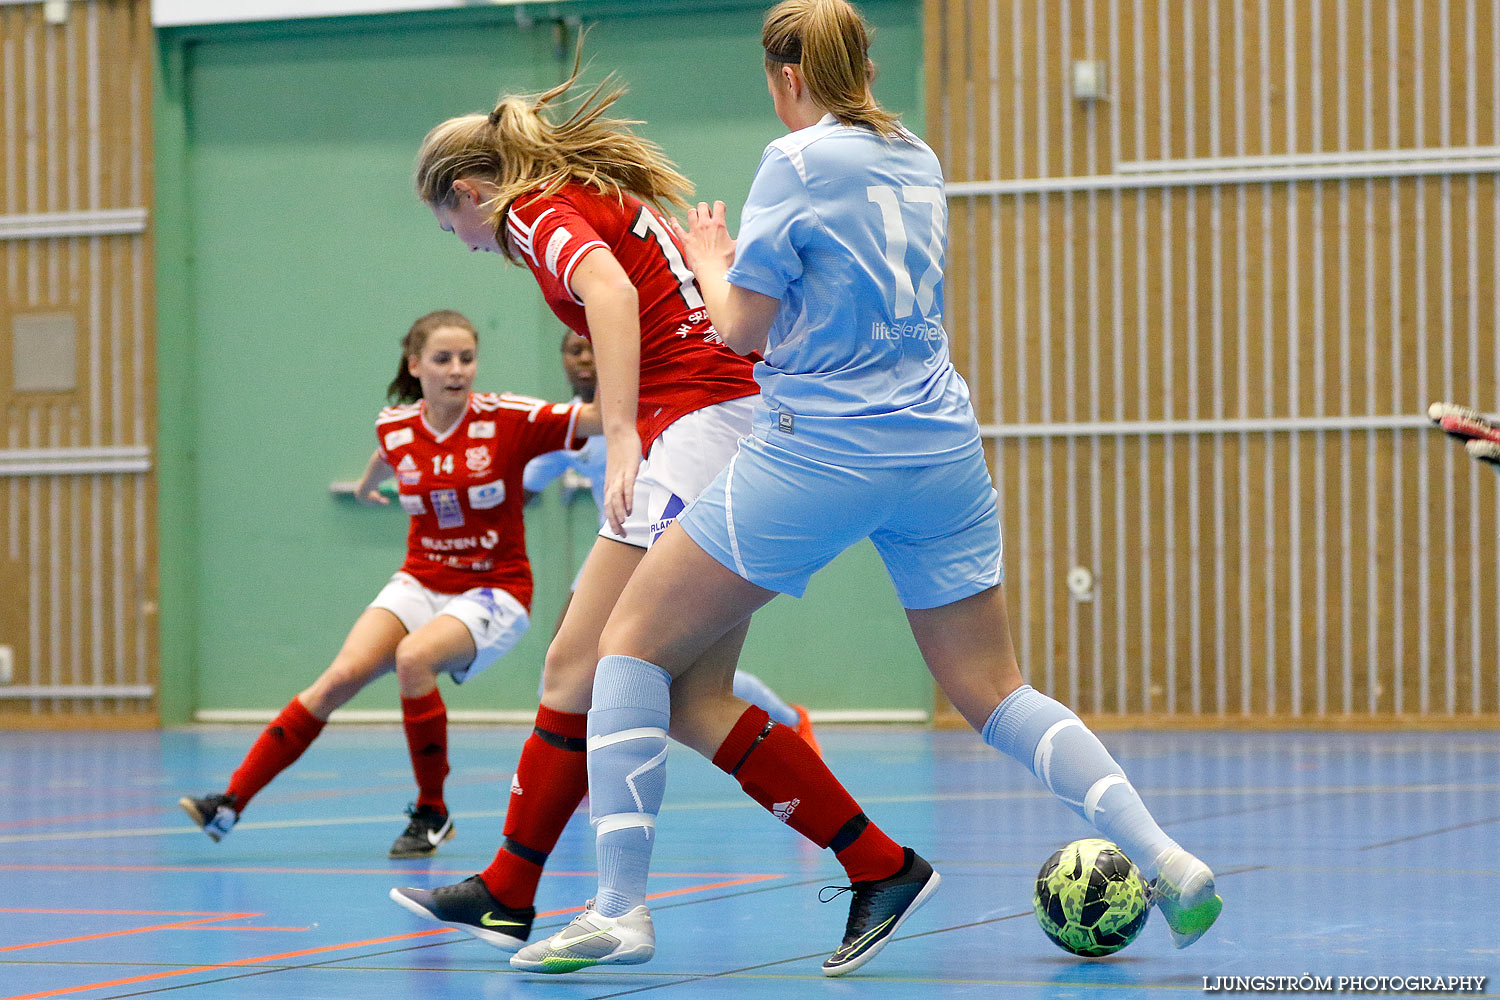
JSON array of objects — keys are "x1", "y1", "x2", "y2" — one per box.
[{"x1": 677, "y1": 437, "x2": 1004, "y2": 610}]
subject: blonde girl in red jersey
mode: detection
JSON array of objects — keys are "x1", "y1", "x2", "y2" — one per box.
[
  {"x1": 388, "y1": 51, "x2": 919, "y2": 957},
  {"x1": 179, "y1": 310, "x2": 598, "y2": 858}
]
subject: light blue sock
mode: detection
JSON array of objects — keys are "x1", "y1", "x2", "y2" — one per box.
[
  {"x1": 588, "y1": 654, "x2": 672, "y2": 918},
  {"x1": 982, "y1": 685, "x2": 1178, "y2": 879},
  {"x1": 732, "y1": 670, "x2": 799, "y2": 727}
]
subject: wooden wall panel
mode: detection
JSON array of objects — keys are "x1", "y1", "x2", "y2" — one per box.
[
  {"x1": 929, "y1": 0, "x2": 1500, "y2": 724},
  {"x1": 0, "y1": 0, "x2": 157, "y2": 726}
]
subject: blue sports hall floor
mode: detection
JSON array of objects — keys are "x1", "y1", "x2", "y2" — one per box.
[{"x1": 2, "y1": 724, "x2": 1495, "y2": 999}]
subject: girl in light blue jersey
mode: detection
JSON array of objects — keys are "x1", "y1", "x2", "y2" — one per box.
[{"x1": 519, "y1": 0, "x2": 1221, "y2": 977}]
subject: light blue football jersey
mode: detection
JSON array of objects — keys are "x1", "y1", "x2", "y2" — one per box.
[{"x1": 726, "y1": 113, "x2": 981, "y2": 468}]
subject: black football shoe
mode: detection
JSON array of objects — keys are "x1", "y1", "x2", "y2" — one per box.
[
  {"x1": 821, "y1": 847, "x2": 941, "y2": 976},
  {"x1": 388, "y1": 803, "x2": 454, "y2": 859},
  {"x1": 179, "y1": 792, "x2": 238, "y2": 842},
  {"x1": 389, "y1": 875, "x2": 534, "y2": 952}
]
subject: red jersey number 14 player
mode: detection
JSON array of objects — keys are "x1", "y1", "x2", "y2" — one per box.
[{"x1": 179, "y1": 310, "x2": 599, "y2": 857}]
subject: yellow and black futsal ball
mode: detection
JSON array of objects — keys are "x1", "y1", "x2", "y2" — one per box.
[{"x1": 1033, "y1": 838, "x2": 1150, "y2": 957}]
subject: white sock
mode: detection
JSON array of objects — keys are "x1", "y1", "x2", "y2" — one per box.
[
  {"x1": 588, "y1": 655, "x2": 671, "y2": 917},
  {"x1": 982, "y1": 685, "x2": 1179, "y2": 879}
]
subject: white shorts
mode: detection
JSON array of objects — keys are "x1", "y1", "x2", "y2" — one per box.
[
  {"x1": 678, "y1": 437, "x2": 1004, "y2": 610},
  {"x1": 368, "y1": 571, "x2": 531, "y2": 684},
  {"x1": 601, "y1": 395, "x2": 756, "y2": 549}
]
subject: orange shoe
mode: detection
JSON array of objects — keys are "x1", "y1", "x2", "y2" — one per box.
[{"x1": 793, "y1": 704, "x2": 822, "y2": 757}]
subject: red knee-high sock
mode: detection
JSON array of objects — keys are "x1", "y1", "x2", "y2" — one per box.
[
  {"x1": 714, "y1": 706, "x2": 904, "y2": 883},
  {"x1": 480, "y1": 705, "x2": 589, "y2": 909},
  {"x1": 401, "y1": 689, "x2": 450, "y2": 811},
  {"x1": 226, "y1": 697, "x2": 326, "y2": 811}
]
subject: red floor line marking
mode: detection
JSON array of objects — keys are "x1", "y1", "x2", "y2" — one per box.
[
  {"x1": 553, "y1": 872, "x2": 784, "y2": 880},
  {"x1": 0, "y1": 873, "x2": 787, "y2": 999},
  {"x1": 154, "y1": 773, "x2": 513, "y2": 817},
  {"x1": 182, "y1": 927, "x2": 311, "y2": 932},
  {"x1": 0, "y1": 915, "x2": 260, "y2": 954},
  {"x1": 515, "y1": 874, "x2": 781, "y2": 920},
  {"x1": 641, "y1": 874, "x2": 782, "y2": 901},
  {"x1": 0, "y1": 929, "x2": 450, "y2": 1000},
  {"x1": 515, "y1": 874, "x2": 782, "y2": 920},
  {"x1": 0, "y1": 864, "x2": 483, "y2": 876},
  {"x1": 1, "y1": 864, "x2": 483, "y2": 876},
  {"x1": 2, "y1": 774, "x2": 511, "y2": 838},
  {"x1": 250, "y1": 772, "x2": 508, "y2": 807},
  {"x1": 1, "y1": 776, "x2": 517, "y2": 835},
  {"x1": 0, "y1": 909, "x2": 234, "y2": 917},
  {"x1": 0, "y1": 863, "x2": 782, "y2": 878}
]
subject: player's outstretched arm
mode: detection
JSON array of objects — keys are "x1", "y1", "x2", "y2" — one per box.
[
  {"x1": 574, "y1": 400, "x2": 603, "y2": 438},
  {"x1": 353, "y1": 449, "x2": 394, "y2": 506}
]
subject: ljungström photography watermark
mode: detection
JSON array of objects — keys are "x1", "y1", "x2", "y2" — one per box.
[{"x1": 1202, "y1": 975, "x2": 1488, "y2": 994}]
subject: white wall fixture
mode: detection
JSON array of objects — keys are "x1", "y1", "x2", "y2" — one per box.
[
  {"x1": 1066, "y1": 567, "x2": 1096, "y2": 602},
  {"x1": 1070, "y1": 60, "x2": 1108, "y2": 101}
]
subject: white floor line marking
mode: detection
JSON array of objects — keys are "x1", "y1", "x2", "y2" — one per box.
[{"x1": 8, "y1": 782, "x2": 1500, "y2": 844}]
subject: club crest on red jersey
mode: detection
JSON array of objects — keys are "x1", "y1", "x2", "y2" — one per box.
[{"x1": 466, "y1": 446, "x2": 492, "y2": 474}]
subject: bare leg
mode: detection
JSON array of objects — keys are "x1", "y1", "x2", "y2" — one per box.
[
  {"x1": 394, "y1": 614, "x2": 477, "y2": 698},
  {"x1": 391, "y1": 534, "x2": 759, "y2": 940},
  {"x1": 299, "y1": 607, "x2": 407, "y2": 718},
  {"x1": 390, "y1": 613, "x2": 480, "y2": 823},
  {"x1": 907, "y1": 584, "x2": 1222, "y2": 947},
  {"x1": 549, "y1": 590, "x2": 574, "y2": 639},
  {"x1": 664, "y1": 621, "x2": 753, "y2": 757},
  {"x1": 544, "y1": 537, "x2": 644, "y2": 712},
  {"x1": 517, "y1": 525, "x2": 931, "y2": 974},
  {"x1": 904, "y1": 585, "x2": 1024, "y2": 730},
  {"x1": 389, "y1": 537, "x2": 648, "y2": 924},
  {"x1": 573, "y1": 526, "x2": 912, "y2": 931},
  {"x1": 183, "y1": 608, "x2": 407, "y2": 838},
  {"x1": 598, "y1": 524, "x2": 773, "y2": 676}
]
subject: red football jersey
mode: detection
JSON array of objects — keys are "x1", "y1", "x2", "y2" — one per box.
[
  {"x1": 375, "y1": 392, "x2": 582, "y2": 606},
  {"x1": 505, "y1": 183, "x2": 760, "y2": 452}
]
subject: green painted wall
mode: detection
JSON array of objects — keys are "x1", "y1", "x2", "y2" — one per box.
[{"x1": 154, "y1": 1, "x2": 930, "y2": 723}]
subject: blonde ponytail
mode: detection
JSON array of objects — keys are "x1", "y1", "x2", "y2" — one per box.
[
  {"x1": 762, "y1": 0, "x2": 902, "y2": 138},
  {"x1": 414, "y1": 38, "x2": 693, "y2": 264}
]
